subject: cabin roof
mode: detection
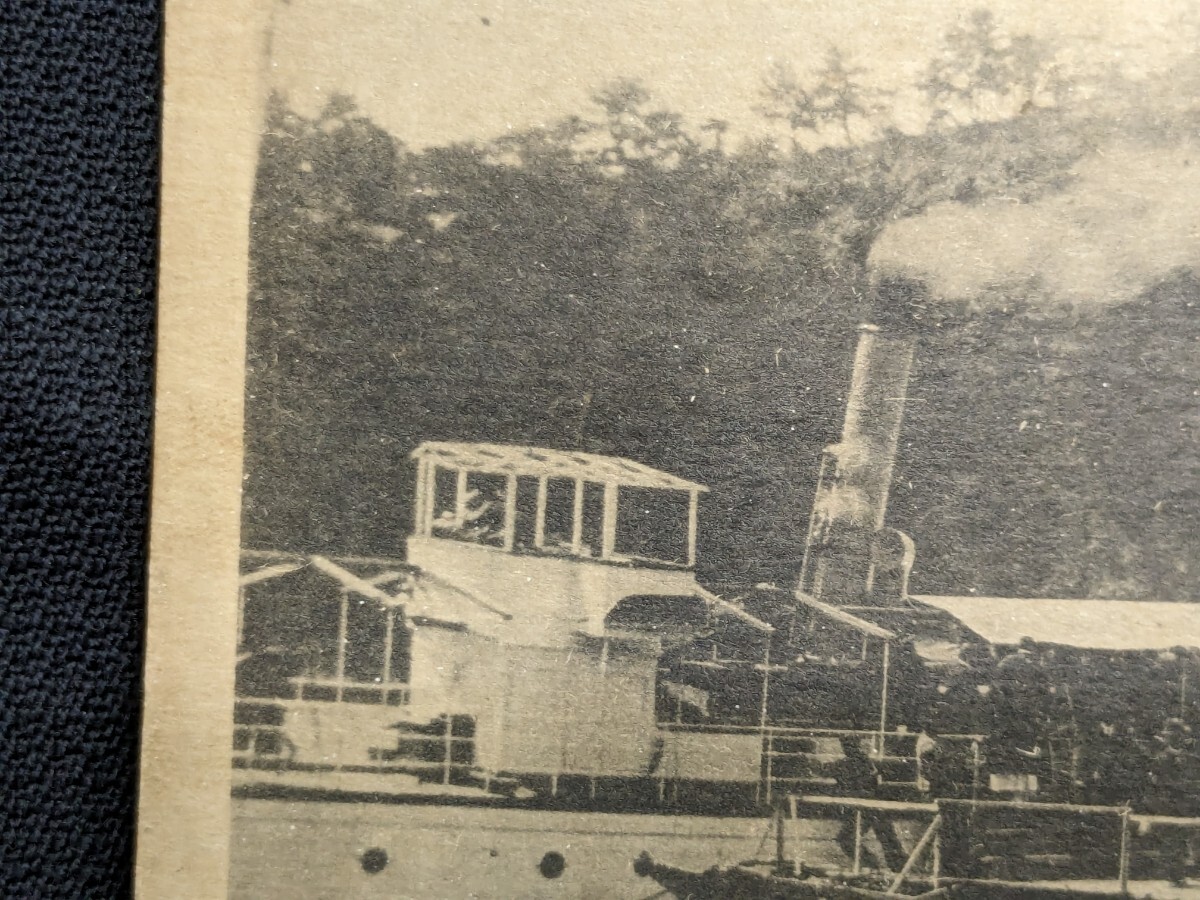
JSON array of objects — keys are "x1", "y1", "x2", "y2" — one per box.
[
  {"x1": 411, "y1": 441, "x2": 708, "y2": 492},
  {"x1": 912, "y1": 594, "x2": 1200, "y2": 652}
]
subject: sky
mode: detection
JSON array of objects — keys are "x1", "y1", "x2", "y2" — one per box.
[{"x1": 266, "y1": 0, "x2": 1197, "y2": 150}]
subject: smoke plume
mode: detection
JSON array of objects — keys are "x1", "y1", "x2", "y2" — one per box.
[{"x1": 869, "y1": 142, "x2": 1200, "y2": 307}]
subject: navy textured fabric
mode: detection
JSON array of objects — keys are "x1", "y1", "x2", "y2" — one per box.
[{"x1": 4, "y1": 2, "x2": 160, "y2": 895}]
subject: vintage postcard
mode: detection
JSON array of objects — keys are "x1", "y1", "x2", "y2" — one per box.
[{"x1": 139, "y1": 1, "x2": 1200, "y2": 897}]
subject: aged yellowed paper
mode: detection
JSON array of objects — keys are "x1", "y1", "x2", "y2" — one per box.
[
  {"x1": 136, "y1": 2, "x2": 268, "y2": 895},
  {"x1": 140, "y1": 1, "x2": 1200, "y2": 897}
]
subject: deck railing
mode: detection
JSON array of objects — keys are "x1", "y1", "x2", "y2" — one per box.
[
  {"x1": 288, "y1": 677, "x2": 411, "y2": 706},
  {"x1": 658, "y1": 721, "x2": 983, "y2": 804},
  {"x1": 232, "y1": 698, "x2": 297, "y2": 764},
  {"x1": 787, "y1": 793, "x2": 1200, "y2": 892}
]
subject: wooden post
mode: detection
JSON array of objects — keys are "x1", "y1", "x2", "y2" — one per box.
[
  {"x1": 454, "y1": 469, "x2": 468, "y2": 527},
  {"x1": 601, "y1": 481, "x2": 618, "y2": 559},
  {"x1": 759, "y1": 643, "x2": 773, "y2": 805},
  {"x1": 423, "y1": 463, "x2": 438, "y2": 534},
  {"x1": 915, "y1": 733, "x2": 924, "y2": 790},
  {"x1": 686, "y1": 489, "x2": 699, "y2": 568},
  {"x1": 877, "y1": 639, "x2": 891, "y2": 755},
  {"x1": 571, "y1": 479, "x2": 584, "y2": 554},
  {"x1": 798, "y1": 453, "x2": 829, "y2": 592},
  {"x1": 971, "y1": 740, "x2": 982, "y2": 802},
  {"x1": 599, "y1": 637, "x2": 609, "y2": 676},
  {"x1": 236, "y1": 587, "x2": 246, "y2": 651},
  {"x1": 414, "y1": 459, "x2": 427, "y2": 534},
  {"x1": 502, "y1": 474, "x2": 518, "y2": 551},
  {"x1": 443, "y1": 715, "x2": 453, "y2": 785},
  {"x1": 1118, "y1": 806, "x2": 1130, "y2": 893},
  {"x1": 774, "y1": 804, "x2": 787, "y2": 875},
  {"x1": 853, "y1": 810, "x2": 864, "y2": 875},
  {"x1": 931, "y1": 818, "x2": 941, "y2": 888},
  {"x1": 382, "y1": 607, "x2": 395, "y2": 684},
  {"x1": 336, "y1": 589, "x2": 349, "y2": 702},
  {"x1": 534, "y1": 476, "x2": 548, "y2": 549}
]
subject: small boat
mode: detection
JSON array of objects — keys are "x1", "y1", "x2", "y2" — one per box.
[
  {"x1": 634, "y1": 797, "x2": 949, "y2": 899},
  {"x1": 633, "y1": 851, "x2": 949, "y2": 899}
]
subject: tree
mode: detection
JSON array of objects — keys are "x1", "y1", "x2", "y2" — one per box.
[
  {"x1": 591, "y1": 78, "x2": 697, "y2": 172},
  {"x1": 758, "y1": 61, "x2": 820, "y2": 149},
  {"x1": 922, "y1": 10, "x2": 1063, "y2": 128},
  {"x1": 810, "y1": 48, "x2": 884, "y2": 142},
  {"x1": 759, "y1": 49, "x2": 887, "y2": 149}
]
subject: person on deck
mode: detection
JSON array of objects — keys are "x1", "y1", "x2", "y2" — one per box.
[{"x1": 832, "y1": 737, "x2": 908, "y2": 872}]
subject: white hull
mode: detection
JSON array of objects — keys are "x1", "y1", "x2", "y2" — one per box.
[{"x1": 229, "y1": 792, "x2": 846, "y2": 899}]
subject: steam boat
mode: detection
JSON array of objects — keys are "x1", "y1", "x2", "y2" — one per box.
[{"x1": 231, "y1": 325, "x2": 1200, "y2": 898}]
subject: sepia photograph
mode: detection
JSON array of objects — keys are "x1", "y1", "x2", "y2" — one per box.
[{"x1": 141, "y1": 0, "x2": 1200, "y2": 897}]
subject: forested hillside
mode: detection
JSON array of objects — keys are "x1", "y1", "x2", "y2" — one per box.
[{"x1": 243, "y1": 12, "x2": 1200, "y2": 600}]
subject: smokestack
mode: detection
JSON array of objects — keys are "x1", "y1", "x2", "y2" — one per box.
[{"x1": 800, "y1": 323, "x2": 916, "y2": 605}]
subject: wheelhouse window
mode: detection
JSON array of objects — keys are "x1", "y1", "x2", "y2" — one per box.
[
  {"x1": 412, "y1": 444, "x2": 705, "y2": 568},
  {"x1": 615, "y1": 487, "x2": 691, "y2": 566},
  {"x1": 539, "y1": 477, "x2": 580, "y2": 554},
  {"x1": 579, "y1": 482, "x2": 607, "y2": 558},
  {"x1": 430, "y1": 469, "x2": 508, "y2": 547}
]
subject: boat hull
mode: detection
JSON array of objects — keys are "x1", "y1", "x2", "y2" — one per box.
[{"x1": 229, "y1": 794, "x2": 843, "y2": 899}]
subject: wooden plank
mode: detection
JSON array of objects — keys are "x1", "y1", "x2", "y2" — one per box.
[
  {"x1": 796, "y1": 795, "x2": 939, "y2": 814},
  {"x1": 1129, "y1": 812, "x2": 1200, "y2": 828},
  {"x1": 887, "y1": 814, "x2": 941, "y2": 894},
  {"x1": 936, "y1": 798, "x2": 1126, "y2": 815}
]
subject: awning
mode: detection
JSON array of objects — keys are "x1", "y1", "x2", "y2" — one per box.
[
  {"x1": 310, "y1": 555, "x2": 409, "y2": 608},
  {"x1": 694, "y1": 586, "x2": 774, "y2": 633},
  {"x1": 793, "y1": 590, "x2": 895, "y2": 640},
  {"x1": 239, "y1": 560, "x2": 305, "y2": 587},
  {"x1": 912, "y1": 595, "x2": 1200, "y2": 652}
]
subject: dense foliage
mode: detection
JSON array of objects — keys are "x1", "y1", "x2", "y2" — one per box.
[{"x1": 244, "y1": 13, "x2": 1200, "y2": 600}]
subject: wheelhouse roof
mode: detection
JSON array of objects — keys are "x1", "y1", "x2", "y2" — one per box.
[{"x1": 411, "y1": 441, "x2": 708, "y2": 492}]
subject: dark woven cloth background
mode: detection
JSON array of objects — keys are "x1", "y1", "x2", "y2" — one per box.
[{"x1": 4, "y1": 2, "x2": 161, "y2": 895}]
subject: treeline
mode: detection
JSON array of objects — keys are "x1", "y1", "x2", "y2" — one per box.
[{"x1": 243, "y1": 11, "x2": 1200, "y2": 600}]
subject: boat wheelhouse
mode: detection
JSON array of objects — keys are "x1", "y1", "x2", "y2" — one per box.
[{"x1": 235, "y1": 441, "x2": 790, "y2": 795}]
